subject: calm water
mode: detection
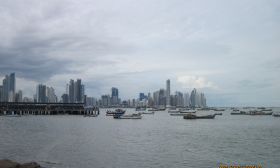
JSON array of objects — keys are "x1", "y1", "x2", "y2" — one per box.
[{"x1": 0, "y1": 108, "x2": 280, "y2": 168}]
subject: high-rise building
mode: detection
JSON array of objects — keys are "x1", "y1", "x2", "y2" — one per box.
[
  {"x1": 47, "y1": 87, "x2": 57, "y2": 103},
  {"x1": 2, "y1": 73, "x2": 16, "y2": 102},
  {"x1": 166, "y1": 79, "x2": 170, "y2": 107},
  {"x1": 0, "y1": 85, "x2": 3, "y2": 102},
  {"x1": 15, "y1": 90, "x2": 23, "y2": 102},
  {"x1": 61, "y1": 94, "x2": 69, "y2": 103},
  {"x1": 190, "y1": 88, "x2": 197, "y2": 107},
  {"x1": 111, "y1": 87, "x2": 119, "y2": 105},
  {"x1": 175, "y1": 91, "x2": 184, "y2": 107},
  {"x1": 67, "y1": 79, "x2": 84, "y2": 103},
  {"x1": 183, "y1": 93, "x2": 190, "y2": 107},
  {"x1": 68, "y1": 79, "x2": 75, "y2": 103},
  {"x1": 36, "y1": 84, "x2": 47, "y2": 103},
  {"x1": 101, "y1": 95, "x2": 111, "y2": 107}
]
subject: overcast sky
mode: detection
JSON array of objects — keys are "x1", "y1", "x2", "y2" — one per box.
[{"x1": 0, "y1": 0, "x2": 280, "y2": 106}]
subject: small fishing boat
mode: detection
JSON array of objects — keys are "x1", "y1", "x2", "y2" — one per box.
[
  {"x1": 179, "y1": 110, "x2": 196, "y2": 113},
  {"x1": 249, "y1": 111, "x2": 272, "y2": 115},
  {"x1": 140, "y1": 111, "x2": 154, "y2": 115},
  {"x1": 230, "y1": 111, "x2": 247, "y2": 115},
  {"x1": 183, "y1": 114, "x2": 216, "y2": 119},
  {"x1": 273, "y1": 113, "x2": 280, "y2": 117},
  {"x1": 170, "y1": 113, "x2": 188, "y2": 116},
  {"x1": 114, "y1": 113, "x2": 142, "y2": 119},
  {"x1": 106, "y1": 109, "x2": 125, "y2": 116}
]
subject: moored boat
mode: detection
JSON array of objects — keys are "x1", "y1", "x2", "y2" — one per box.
[
  {"x1": 179, "y1": 110, "x2": 196, "y2": 113},
  {"x1": 141, "y1": 111, "x2": 154, "y2": 115},
  {"x1": 113, "y1": 113, "x2": 142, "y2": 119},
  {"x1": 214, "y1": 113, "x2": 223, "y2": 115},
  {"x1": 106, "y1": 109, "x2": 126, "y2": 116},
  {"x1": 273, "y1": 113, "x2": 280, "y2": 117},
  {"x1": 231, "y1": 111, "x2": 247, "y2": 115},
  {"x1": 183, "y1": 114, "x2": 216, "y2": 119}
]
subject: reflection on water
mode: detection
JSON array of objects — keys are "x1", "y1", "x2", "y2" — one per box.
[{"x1": 0, "y1": 108, "x2": 280, "y2": 168}]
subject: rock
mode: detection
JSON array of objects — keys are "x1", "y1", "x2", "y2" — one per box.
[
  {"x1": 0, "y1": 160, "x2": 41, "y2": 168},
  {"x1": 0, "y1": 159, "x2": 19, "y2": 168}
]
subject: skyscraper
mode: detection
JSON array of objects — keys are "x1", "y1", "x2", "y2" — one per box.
[
  {"x1": 68, "y1": 79, "x2": 75, "y2": 103},
  {"x1": 8, "y1": 73, "x2": 15, "y2": 102},
  {"x1": 0, "y1": 85, "x2": 3, "y2": 102},
  {"x1": 47, "y1": 87, "x2": 57, "y2": 103},
  {"x1": 1, "y1": 73, "x2": 16, "y2": 102},
  {"x1": 67, "y1": 79, "x2": 84, "y2": 103},
  {"x1": 190, "y1": 88, "x2": 197, "y2": 108},
  {"x1": 111, "y1": 87, "x2": 119, "y2": 105},
  {"x1": 166, "y1": 79, "x2": 170, "y2": 107},
  {"x1": 36, "y1": 84, "x2": 47, "y2": 103},
  {"x1": 15, "y1": 90, "x2": 22, "y2": 102}
]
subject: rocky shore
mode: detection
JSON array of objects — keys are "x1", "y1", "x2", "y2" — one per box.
[{"x1": 0, "y1": 159, "x2": 41, "y2": 168}]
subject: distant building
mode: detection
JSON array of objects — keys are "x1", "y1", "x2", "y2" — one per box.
[
  {"x1": 36, "y1": 84, "x2": 47, "y2": 103},
  {"x1": 101, "y1": 95, "x2": 111, "y2": 107},
  {"x1": 1, "y1": 73, "x2": 16, "y2": 102},
  {"x1": 175, "y1": 91, "x2": 184, "y2": 107},
  {"x1": 0, "y1": 85, "x2": 3, "y2": 102},
  {"x1": 67, "y1": 79, "x2": 84, "y2": 103},
  {"x1": 111, "y1": 87, "x2": 119, "y2": 105},
  {"x1": 61, "y1": 94, "x2": 69, "y2": 103},
  {"x1": 166, "y1": 79, "x2": 170, "y2": 107},
  {"x1": 47, "y1": 87, "x2": 57, "y2": 103},
  {"x1": 15, "y1": 90, "x2": 23, "y2": 102},
  {"x1": 190, "y1": 88, "x2": 207, "y2": 107},
  {"x1": 183, "y1": 93, "x2": 190, "y2": 107}
]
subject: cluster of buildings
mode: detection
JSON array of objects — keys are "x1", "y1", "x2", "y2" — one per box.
[
  {"x1": 93, "y1": 79, "x2": 207, "y2": 108},
  {"x1": 0, "y1": 73, "x2": 22, "y2": 102},
  {"x1": 0, "y1": 73, "x2": 207, "y2": 108},
  {"x1": 133, "y1": 79, "x2": 207, "y2": 108}
]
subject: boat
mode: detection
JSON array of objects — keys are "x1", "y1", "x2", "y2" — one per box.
[
  {"x1": 213, "y1": 109, "x2": 225, "y2": 111},
  {"x1": 214, "y1": 113, "x2": 223, "y2": 115},
  {"x1": 273, "y1": 113, "x2": 280, "y2": 117},
  {"x1": 113, "y1": 113, "x2": 142, "y2": 119},
  {"x1": 249, "y1": 111, "x2": 272, "y2": 115},
  {"x1": 183, "y1": 114, "x2": 216, "y2": 119},
  {"x1": 179, "y1": 110, "x2": 196, "y2": 113},
  {"x1": 106, "y1": 109, "x2": 126, "y2": 116},
  {"x1": 230, "y1": 111, "x2": 247, "y2": 115},
  {"x1": 140, "y1": 111, "x2": 154, "y2": 115},
  {"x1": 170, "y1": 113, "x2": 190, "y2": 116}
]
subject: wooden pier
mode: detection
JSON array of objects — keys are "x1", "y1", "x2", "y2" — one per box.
[{"x1": 0, "y1": 102, "x2": 99, "y2": 115}]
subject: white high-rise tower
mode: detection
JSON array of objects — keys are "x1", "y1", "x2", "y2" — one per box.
[{"x1": 166, "y1": 79, "x2": 170, "y2": 107}]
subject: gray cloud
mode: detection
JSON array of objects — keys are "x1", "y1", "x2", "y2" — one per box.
[{"x1": 0, "y1": 0, "x2": 280, "y2": 106}]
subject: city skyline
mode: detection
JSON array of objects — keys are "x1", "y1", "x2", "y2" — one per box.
[
  {"x1": 0, "y1": 0, "x2": 280, "y2": 106},
  {"x1": 0, "y1": 73, "x2": 207, "y2": 108}
]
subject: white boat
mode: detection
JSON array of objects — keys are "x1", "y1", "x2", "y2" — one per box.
[
  {"x1": 179, "y1": 110, "x2": 196, "y2": 113},
  {"x1": 114, "y1": 113, "x2": 142, "y2": 119},
  {"x1": 141, "y1": 111, "x2": 154, "y2": 115}
]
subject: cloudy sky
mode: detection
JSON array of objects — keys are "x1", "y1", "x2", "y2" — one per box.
[{"x1": 0, "y1": 0, "x2": 279, "y2": 106}]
